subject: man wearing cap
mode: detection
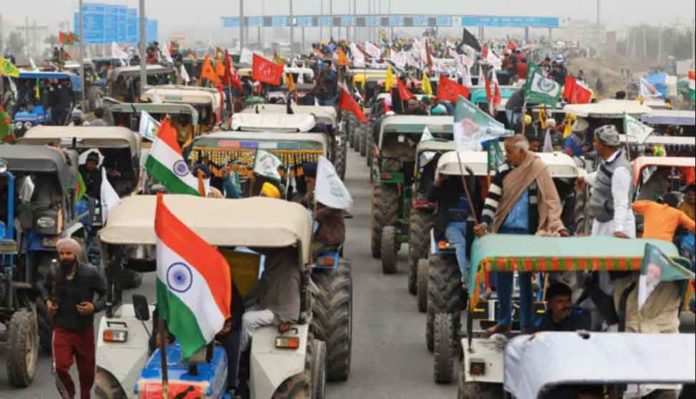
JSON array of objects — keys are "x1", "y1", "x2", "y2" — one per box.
[
  {"x1": 576, "y1": 125, "x2": 635, "y2": 239},
  {"x1": 43, "y1": 238, "x2": 106, "y2": 399},
  {"x1": 564, "y1": 118, "x2": 588, "y2": 157},
  {"x1": 575, "y1": 125, "x2": 636, "y2": 329}
]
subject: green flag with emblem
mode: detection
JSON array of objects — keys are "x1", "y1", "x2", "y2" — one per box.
[{"x1": 524, "y1": 64, "x2": 562, "y2": 107}]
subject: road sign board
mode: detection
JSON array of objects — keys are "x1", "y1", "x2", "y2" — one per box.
[
  {"x1": 461, "y1": 15, "x2": 559, "y2": 28},
  {"x1": 297, "y1": 16, "x2": 313, "y2": 27},
  {"x1": 126, "y1": 9, "x2": 138, "y2": 43},
  {"x1": 271, "y1": 16, "x2": 288, "y2": 27}
]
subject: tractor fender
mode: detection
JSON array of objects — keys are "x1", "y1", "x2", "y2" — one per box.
[{"x1": 250, "y1": 324, "x2": 309, "y2": 399}]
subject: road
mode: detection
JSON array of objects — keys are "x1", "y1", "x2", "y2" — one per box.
[{"x1": 0, "y1": 150, "x2": 456, "y2": 398}]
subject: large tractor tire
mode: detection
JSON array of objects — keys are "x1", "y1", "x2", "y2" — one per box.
[
  {"x1": 334, "y1": 130, "x2": 348, "y2": 180},
  {"x1": 417, "y1": 259, "x2": 429, "y2": 313},
  {"x1": 408, "y1": 210, "x2": 434, "y2": 295},
  {"x1": 94, "y1": 367, "x2": 128, "y2": 399},
  {"x1": 273, "y1": 372, "x2": 311, "y2": 399},
  {"x1": 370, "y1": 185, "x2": 399, "y2": 259},
  {"x1": 35, "y1": 299, "x2": 53, "y2": 354},
  {"x1": 433, "y1": 313, "x2": 455, "y2": 384},
  {"x1": 426, "y1": 255, "x2": 463, "y2": 352},
  {"x1": 6, "y1": 309, "x2": 39, "y2": 388},
  {"x1": 380, "y1": 226, "x2": 398, "y2": 274},
  {"x1": 366, "y1": 130, "x2": 375, "y2": 168},
  {"x1": 311, "y1": 262, "x2": 352, "y2": 382}
]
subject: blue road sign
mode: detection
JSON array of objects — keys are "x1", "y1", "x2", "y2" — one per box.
[
  {"x1": 248, "y1": 16, "x2": 264, "y2": 27},
  {"x1": 104, "y1": 5, "x2": 119, "y2": 43},
  {"x1": 436, "y1": 16, "x2": 452, "y2": 26},
  {"x1": 76, "y1": 4, "x2": 106, "y2": 44},
  {"x1": 146, "y1": 19, "x2": 158, "y2": 43},
  {"x1": 222, "y1": 17, "x2": 240, "y2": 28},
  {"x1": 116, "y1": 6, "x2": 128, "y2": 43},
  {"x1": 126, "y1": 9, "x2": 138, "y2": 43},
  {"x1": 366, "y1": 16, "x2": 379, "y2": 26},
  {"x1": 318, "y1": 16, "x2": 331, "y2": 27},
  {"x1": 341, "y1": 16, "x2": 355, "y2": 26},
  {"x1": 412, "y1": 16, "x2": 428, "y2": 26},
  {"x1": 271, "y1": 16, "x2": 288, "y2": 27},
  {"x1": 298, "y1": 16, "x2": 314, "y2": 27},
  {"x1": 461, "y1": 15, "x2": 559, "y2": 28},
  {"x1": 388, "y1": 16, "x2": 404, "y2": 26}
]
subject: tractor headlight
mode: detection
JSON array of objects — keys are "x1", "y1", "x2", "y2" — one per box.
[
  {"x1": 24, "y1": 122, "x2": 33, "y2": 130},
  {"x1": 36, "y1": 216, "x2": 56, "y2": 229},
  {"x1": 15, "y1": 122, "x2": 23, "y2": 129}
]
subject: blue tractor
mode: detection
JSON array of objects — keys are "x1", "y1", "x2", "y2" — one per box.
[
  {"x1": 0, "y1": 145, "x2": 86, "y2": 387},
  {"x1": 11, "y1": 71, "x2": 81, "y2": 136}
]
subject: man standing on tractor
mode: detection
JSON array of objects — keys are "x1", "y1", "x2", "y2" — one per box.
[
  {"x1": 575, "y1": 125, "x2": 636, "y2": 329},
  {"x1": 474, "y1": 135, "x2": 568, "y2": 336},
  {"x1": 43, "y1": 238, "x2": 106, "y2": 399}
]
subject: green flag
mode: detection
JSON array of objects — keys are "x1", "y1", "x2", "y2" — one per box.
[
  {"x1": 453, "y1": 96, "x2": 509, "y2": 152},
  {"x1": 486, "y1": 139, "x2": 505, "y2": 175},
  {"x1": 638, "y1": 243, "x2": 694, "y2": 311},
  {"x1": 0, "y1": 57, "x2": 20, "y2": 78},
  {"x1": 75, "y1": 172, "x2": 87, "y2": 201},
  {"x1": 524, "y1": 64, "x2": 562, "y2": 107}
]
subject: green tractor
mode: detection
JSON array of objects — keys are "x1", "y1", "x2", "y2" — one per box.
[{"x1": 369, "y1": 115, "x2": 453, "y2": 274}]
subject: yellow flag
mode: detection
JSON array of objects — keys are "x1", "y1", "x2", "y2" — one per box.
[
  {"x1": 0, "y1": 58, "x2": 20, "y2": 78},
  {"x1": 385, "y1": 64, "x2": 394, "y2": 92},
  {"x1": 563, "y1": 114, "x2": 576, "y2": 139},
  {"x1": 538, "y1": 107, "x2": 547, "y2": 130},
  {"x1": 421, "y1": 72, "x2": 433, "y2": 96}
]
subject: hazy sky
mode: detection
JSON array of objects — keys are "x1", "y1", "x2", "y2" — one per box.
[{"x1": 2, "y1": 0, "x2": 694, "y2": 40}]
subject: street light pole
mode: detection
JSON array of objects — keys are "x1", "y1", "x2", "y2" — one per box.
[
  {"x1": 79, "y1": 0, "x2": 86, "y2": 109},
  {"x1": 139, "y1": 0, "x2": 146, "y2": 99},
  {"x1": 289, "y1": 0, "x2": 294, "y2": 52},
  {"x1": 239, "y1": 0, "x2": 244, "y2": 51}
]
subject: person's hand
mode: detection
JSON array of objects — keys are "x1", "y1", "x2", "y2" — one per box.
[
  {"x1": 47, "y1": 299, "x2": 58, "y2": 317},
  {"x1": 613, "y1": 231, "x2": 629, "y2": 239},
  {"x1": 278, "y1": 324, "x2": 291, "y2": 334},
  {"x1": 220, "y1": 318, "x2": 233, "y2": 336},
  {"x1": 474, "y1": 224, "x2": 488, "y2": 237},
  {"x1": 76, "y1": 301, "x2": 95, "y2": 315},
  {"x1": 559, "y1": 229, "x2": 570, "y2": 237},
  {"x1": 575, "y1": 177, "x2": 586, "y2": 192},
  {"x1": 433, "y1": 175, "x2": 444, "y2": 188}
]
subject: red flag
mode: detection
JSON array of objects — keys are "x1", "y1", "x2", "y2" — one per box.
[
  {"x1": 223, "y1": 50, "x2": 243, "y2": 90},
  {"x1": 338, "y1": 87, "x2": 367, "y2": 123},
  {"x1": 563, "y1": 75, "x2": 592, "y2": 104},
  {"x1": 59, "y1": 31, "x2": 65, "y2": 45},
  {"x1": 437, "y1": 75, "x2": 470, "y2": 103},
  {"x1": 397, "y1": 79, "x2": 415, "y2": 101},
  {"x1": 252, "y1": 54, "x2": 284, "y2": 86},
  {"x1": 485, "y1": 71, "x2": 501, "y2": 114},
  {"x1": 425, "y1": 40, "x2": 434, "y2": 71},
  {"x1": 481, "y1": 46, "x2": 489, "y2": 60},
  {"x1": 507, "y1": 41, "x2": 518, "y2": 51}
]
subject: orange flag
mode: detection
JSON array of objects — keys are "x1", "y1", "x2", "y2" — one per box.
[
  {"x1": 337, "y1": 48, "x2": 350, "y2": 67},
  {"x1": 200, "y1": 54, "x2": 220, "y2": 86},
  {"x1": 215, "y1": 52, "x2": 225, "y2": 79}
]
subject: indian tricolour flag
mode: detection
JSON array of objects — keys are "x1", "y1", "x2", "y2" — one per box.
[
  {"x1": 155, "y1": 194, "x2": 232, "y2": 359},
  {"x1": 145, "y1": 118, "x2": 199, "y2": 195}
]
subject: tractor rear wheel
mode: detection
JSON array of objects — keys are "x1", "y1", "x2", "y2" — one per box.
[
  {"x1": 433, "y1": 313, "x2": 455, "y2": 384},
  {"x1": 380, "y1": 226, "x2": 398, "y2": 274},
  {"x1": 426, "y1": 255, "x2": 463, "y2": 352},
  {"x1": 417, "y1": 259, "x2": 429, "y2": 313}
]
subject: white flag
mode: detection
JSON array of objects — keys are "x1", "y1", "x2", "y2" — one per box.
[
  {"x1": 364, "y1": 42, "x2": 382, "y2": 59},
  {"x1": 138, "y1": 111, "x2": 161, "y2": 141},
  {"x1": 420, "y1": 126, "x2": 434, "y2": 143},
  {"x1": 111, "y1": 42, "x2": 129, "y2": 61},
  {"x1": 100, "y1": 168, "x2": 121, "y2": 225},
  {"x1": 624, "y1": 113, "x2": 654, "y2": 144},
  {"x1": 419, "y1": 127, "x2": 436, "y2": 167},
  {"x1": 161, "y1": 43, "x2": 174, "y2": 64},
  {"x1": 240, "y1": 48, "x2": 254, "y2": 65},
  {"x1": 29, "y1": 58, "x2": 38, "y2": 71},
  {"x1": 315, "y1": 156, "x2": 353, "y2": 210},
  {"x1": 253, "y1": 150, "x2": 282, "y2": 182},
  {"x1": 180, "y1": 64, "x2": 190, "y2": 84},
  {"x1": 350, "y1": 43, "x2": 365, "y2": 68},
  {"x1": 640, "y1": 78, "x2": 662, "y2": 98}
]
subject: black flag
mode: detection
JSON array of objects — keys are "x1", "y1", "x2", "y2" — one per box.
[{"x1": 456, "y1": 28, "x2": 481, "y2": 53}]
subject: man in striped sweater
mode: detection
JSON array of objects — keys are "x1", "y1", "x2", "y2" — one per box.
[{"x1": 474, "y1": 135, "x2": 568, "y2": 335}]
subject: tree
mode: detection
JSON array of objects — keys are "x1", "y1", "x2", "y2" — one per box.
[{"x1": 7, "y1": 32, "x2": 25, "y2": 57}]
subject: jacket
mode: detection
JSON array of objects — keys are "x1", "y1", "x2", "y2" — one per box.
[
  {"x1": 532, "y1": 307, "x2": 592, "y2": 333},
  {"x1": 43, "y1": 262, "x2": 106, "y2": 332},
  {"x1": 427, "y1": 177, "x2": 468, "y2": 236},
  {"x1": 315, "y1": 205, "x2": 345, "y2": 246},
  {"x1": 589, "y1": 150, "x2": 632, "y2": 223}
]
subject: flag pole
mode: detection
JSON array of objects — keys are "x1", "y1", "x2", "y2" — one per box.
[
  {"x1": 455, "y1": 151, "x2": 479, "y2": 225},
  {"x1": 158, "y1": 316, "x2": 169, "y2": 398}
]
